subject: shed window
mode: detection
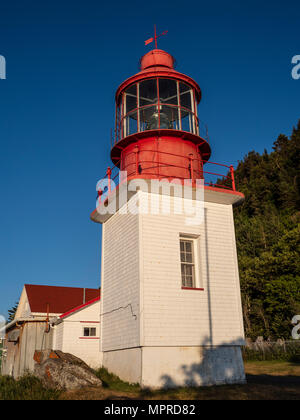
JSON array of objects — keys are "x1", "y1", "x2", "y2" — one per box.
[{"x1": 83, "y1": 327, "x2": 96, "y2": 337}]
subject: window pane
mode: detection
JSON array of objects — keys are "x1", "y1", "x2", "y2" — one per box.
[
  {"x1": 159, "y1": 79, "x2": 178, "y2": 105},
  {"x1": 185, "y1": 252, "x2": 193, "y2": 263},
  {"x1": 90, "y1": 328, "x2": 96, "y2": 337},
  {"x1": 124, "y1": 111, "x2": 138, "y2": 136},
  {"x1": 140, "y1": 105, "x2": 159, "y2": 131},
  {"x1": 185, "y1": 265, "x2": 193, "y2": 276},
  {"x1": 185, "y1": 276, "x2": 193, "y2": 288},
  {"x1": 83, "y1": 328, "x2": 89, "y2": 337},
  {"x1": 139, "y1": 79, "x2": 157, "y2": 107},
  {"x1": 180, "y1": 82, "x2": 192, "y2": 110},
  {"x1": 184, "y1": 241, "x2": 192, "y2": 253},
  {"x1": 181, "y1": 111, "x2": 193, "y2": 133},
  {"x1": 125, "y1": 84, "x2": 137, "y2": 113},
  {"x1": 160, "y1": 105, "x2": 180, "y2": 129}
]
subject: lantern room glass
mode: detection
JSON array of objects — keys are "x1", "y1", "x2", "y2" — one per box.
[{"x1": 117, "y1": 78, "x2": 199, "y2": 140}]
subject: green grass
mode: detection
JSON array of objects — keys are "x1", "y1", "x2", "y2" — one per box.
[
  {"x1": 0, "y1": 374, "x2": 61, "y2": 400},
  {"x1": 94, "y1": 367, "x2": 141, "y2": 393}
]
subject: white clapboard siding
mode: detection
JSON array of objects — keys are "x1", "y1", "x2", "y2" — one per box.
[
  {"x1": 101, "y1": 200, "x2": 140, "y2": 352},
  {"x1": 101, "y1": 191, "x2": 244, "y2": 352},
  {"x1": 139, "y1": 192, "x2": 244, "y2": 347}
]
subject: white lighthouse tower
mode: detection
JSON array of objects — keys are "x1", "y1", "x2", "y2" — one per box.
[{"x1": 91, "y1": 43, "x2": 246, "y2": 388}]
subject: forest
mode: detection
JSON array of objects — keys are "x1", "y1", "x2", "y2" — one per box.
[{"x1": 233, "y1": 119, "x2": 300, "y2": 340}]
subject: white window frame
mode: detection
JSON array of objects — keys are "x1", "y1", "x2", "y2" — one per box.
[
  {"x1": 180, "y1": 234, "x2": 202, "y2": 289},
  {"x1": 83, "y1": 326, "x2": 97, "y2": 337}
]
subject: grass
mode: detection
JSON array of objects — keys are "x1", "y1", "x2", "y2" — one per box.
[
  {"x1": 1, "y1": 361, "x2": 299, "y2": 400},
  {"x1": 61, "y1": 361, "x2": 300, "y2": 400},
  {"x1": 0, "y1": 374, "x2": 61, "y2": 400},
  {"x1": 94, "y1": 367, "x2": 141, "y2": 393}
]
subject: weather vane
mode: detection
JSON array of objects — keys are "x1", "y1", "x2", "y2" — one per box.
[{"x1": 144, "y1": 25, "x2": 168, "y2": 49}]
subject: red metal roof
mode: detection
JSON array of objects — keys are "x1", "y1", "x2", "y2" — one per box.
[{"x1": 25, "y1": 284, "x2": 100, "y2": 314}]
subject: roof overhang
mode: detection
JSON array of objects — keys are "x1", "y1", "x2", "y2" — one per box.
[{"x1": 90, "y1": 179, "x2": 244, "y2": 224}]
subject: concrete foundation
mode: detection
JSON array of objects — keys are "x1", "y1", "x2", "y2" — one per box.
[
  {"x1": 102, "y1": 345, "x2": 246, "y2": 388},
  {"x1": 102, "y1": 347, "x2": 142, "y2": 385}
]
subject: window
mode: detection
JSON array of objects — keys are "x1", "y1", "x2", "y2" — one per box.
[
  {"x1": 83, "y1": 327, "x2": 96, "y2": 337},
  {"x1": 118, "y1": 78, "x2": 199, "y2": 139},
  {"x1": 180, "y1": 238, "x2": 195, "y2": 288}
]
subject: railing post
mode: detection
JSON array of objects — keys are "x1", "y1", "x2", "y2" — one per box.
[
  {"x1": 197, "y1": 146, "x2": 204, "y2": 180},
  {"x1": 189, "y1": 154, "x2": 194, "y2": 185},
  {"x1": 97, "y1": 189, "x2": 103, "y2": 205},
  {"x1": 107, "y1": 167, "x2": 112, "y2": 194},
  {"x1": 230, "y1": 165, "x2": 236, "y2": 191},
  {"x1": 134, "y1": 145, "x2": 139, "y2": 175}
]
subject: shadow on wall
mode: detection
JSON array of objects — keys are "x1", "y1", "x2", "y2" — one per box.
[
  {"x1": 160, "y1": 336, "x2": 246, "y2": 389},
  {"x1": 158, "y1": 208, "x2": 245, "y2": 388}
]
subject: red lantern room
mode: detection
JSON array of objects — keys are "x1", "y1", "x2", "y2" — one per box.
[{"x1": 111, "y1": 48, "x2": 212, "y2": 183}]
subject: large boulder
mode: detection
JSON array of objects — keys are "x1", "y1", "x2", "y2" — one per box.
[{"x1": 33, "y1": 350, "x2": 102, "y2": 390}]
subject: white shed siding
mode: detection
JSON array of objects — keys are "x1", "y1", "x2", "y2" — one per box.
[
  {"x1": 54, "y1": 322, "x2": 64, "y2": 350},
  {"x1": 139, "y1": 192, "x2": 244, "y2": 347},
  {"x1": 101, "y1": 199, "x2": 140, "y2": 352},
  {"x1": 15, "y1": 288, "x2": 31, "y2": 319},
  {"x1": 53, "y1": 300, "x2": 102, "y2": 368}
]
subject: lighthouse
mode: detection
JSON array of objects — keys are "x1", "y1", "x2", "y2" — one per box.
[{"x1": 91, "y1": 42, "x2": 246, "y2": 388}]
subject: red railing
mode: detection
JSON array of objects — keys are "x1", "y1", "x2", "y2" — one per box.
[{"x1": 96, "y1": 151, "x2": 236, "y2": 204}]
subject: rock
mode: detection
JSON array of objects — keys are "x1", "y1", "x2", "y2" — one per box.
[{"x1": 33, "y1": 350, "x2": 102, "y2": 390}]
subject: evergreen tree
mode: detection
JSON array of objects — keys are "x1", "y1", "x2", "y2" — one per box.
[
  {"x1": 7, "y1": 302, "x2": 19, "y2": 323},
  {"x1": 232, "y1": 119, "x2": 300, "y2": 339}
]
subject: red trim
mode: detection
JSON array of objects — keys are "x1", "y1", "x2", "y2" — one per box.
[
  {"x1": 79, "y1": 337, "x2": 100, "y2": 340},
  {"x1": 80, "y1": 321, "x2": 100, "y2": 324},
  {"x1": 181, "y1": 287, "x2": 204, "y2": 291},
  {"x1": 204, "y1": 185, "x2": 244, "y2": 198},
  {"x1": 116, "y1": 70, "x2": 202, "y2": 104},
  {"x1": 111, "y1": 129, "x2": 211, "y2": 165},
  {"x1": 60, "y1": 297, "x2": 100, "y2": 319}
]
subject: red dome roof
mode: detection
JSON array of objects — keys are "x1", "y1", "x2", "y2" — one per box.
[
  {"x1": 115, "y1": 49, "x2": 202, "y2": 103},
  {"x1": 140, "y1": 49, "x2": 175, "y2": 70}
]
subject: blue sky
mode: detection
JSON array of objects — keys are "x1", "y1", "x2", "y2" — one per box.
[{"x1": 0, "y1": 0, "x2": 299, "y2": 318}]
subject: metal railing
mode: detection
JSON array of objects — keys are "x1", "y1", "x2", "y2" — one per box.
[{"x1": 97, "y1": 150, "x2": 236, "y2": 205}]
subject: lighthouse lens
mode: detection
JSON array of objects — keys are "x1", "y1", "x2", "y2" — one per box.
[{"x1": 146, "y1": 111, "x2": 172, "y2": 130}]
